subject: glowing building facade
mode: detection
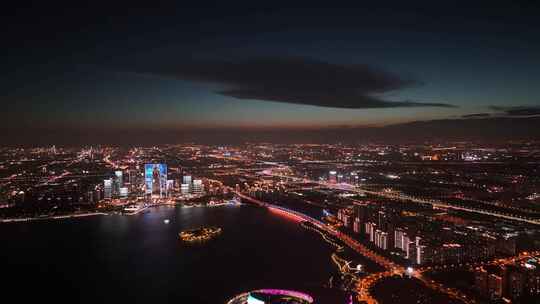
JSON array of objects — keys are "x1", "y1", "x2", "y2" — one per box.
[{"x1": 145, "y1": 164, "x2": 167, "y2": 197}]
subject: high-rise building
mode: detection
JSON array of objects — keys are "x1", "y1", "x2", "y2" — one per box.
[
  {"x1": 167, "y1": 180, "x2": 174, "y2": 196},
  {"x1": 353, "y1": 217, "x2": 361, "y2": 233},
  {"x1": 403, "y1": 235, "x2": 411, "y2": 258},
  {"x1": 375, "y1": 230, "x2": 388, "y2": 250},
  {"x1": 394, "y1": 228, "x2": 405, "y2": 250},
  {"x1": 365, "y1": 222, "x2": 376, "y2": 242},
  {"x1": 415, "y1": 236, "x2": 424, "y2": 265},
  {"x1": 119, "y1": 187, "x2": 128, "y2": 198},
  {"x1": 104, "y1": 179, "x2": 112, "y2": 200},
  {"x1": 377, "y1": 211, "x2": 387, "y2": 231},
  {"x1": 181, "y1": 183, "x2": 190, "y2": 195},
  {"x1": 192, "y1": 179, "x2": 203, "y2": 195},
  {"x1": 408, "y1": 241, "x2": 417, "y2": 264},
  {"x1": 145, "y1": 164, "x2": 167, "y2": 197},
  {"x1": 182, "y1": 175, "x2": 192, "y2": 185},
  {"x1": 342, "y1": 214, "x2": 352, "y2": 227},
  {"x1": 114, "y1": 171, "x2": 123, "y2": 196}
]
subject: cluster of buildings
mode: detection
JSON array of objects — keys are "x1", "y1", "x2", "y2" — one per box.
[
  {"x1": 474, "y1": 259, "x2": 540, "y2": 301},
  {"x1": 101, "y1": 164, "x2": 205, "y2": 201},
  {"x1": 179, "y1": 175, "x2": 204, "y2": 196},
  {"x1": 337, "y1": 204, "x2": 518, "y2": 266},
  {"x1": 327, "y1": 170, "x2": 361, "y2": 185},
  {"x1": 103, "y1": 170, "x2": 130, "y2": 199}
]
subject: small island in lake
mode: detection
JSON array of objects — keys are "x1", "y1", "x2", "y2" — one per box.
[{"x1": 179, "y1": 226, "x2": 222, "y2": 242}]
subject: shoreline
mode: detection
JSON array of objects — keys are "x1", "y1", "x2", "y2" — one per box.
[
  {"x1": 0, "y1": 212, "x2": 109, "y2": 223},
  {"x1": 1, "y1": 202, "x2": 242, "y2": 222}
]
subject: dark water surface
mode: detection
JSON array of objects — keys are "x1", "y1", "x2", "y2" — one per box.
[{"x1": 2, "y1": 205, "x2": 345, "y2": 303}]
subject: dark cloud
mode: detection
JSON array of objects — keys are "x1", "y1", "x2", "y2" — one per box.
[
  {"x1": 462, "y1": 113, "x2": 491, "y2": 118},
  {"x1": 149, "y1": 57, "x2": 455, "y2": 109},
  {"x1": 489, "y1": 106, "x2": 540, "y2": 116}
]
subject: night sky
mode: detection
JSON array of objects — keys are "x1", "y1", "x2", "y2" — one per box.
[{"x1": 3, "y1": 2, "x2": 540, "y2": 145}]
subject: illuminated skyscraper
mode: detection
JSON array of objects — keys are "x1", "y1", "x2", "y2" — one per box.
[
  {"x1": 353, "y1": 217, "x2": 361, "y2": 233},
  {"x1": 181, "y1": 183, "x2": 190, "y2": 195},
  {"x1": 115, "y1": 171, "x2": 123, "y2": 186},
  {"x1": 403, "y1": 235, "x2": 411, "y2": 258},
  {"x1": 119, "y1": 187, "x2": 128, "y2": 198},
  {"x1": 145, "y1": 164, "x2": 167, "y2": 197},
  {"x1": 104, "y1": 179, "x2": 112, "y2": 200},
  {"x1": 114, "y1": 171, "x2": 123, "y2": 196},
  {"x1": 415, "y1": 236, "x2": 423, "y2": 265},
  {"x1": 375, "y1": 230, "x2": 388, "y2": 250},
  {"x1": 167, "y1": 180, "x2": 174, "y2": 196},
  {"x1": 192, "y1": 179, "x2": 203, "y2": 195},
  {"x1": 394, "y1": 228, "x2": 405, "y2": 250}
]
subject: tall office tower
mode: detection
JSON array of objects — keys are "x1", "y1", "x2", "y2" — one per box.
[
  {"x1": 182, "y1": 175, "x2": 192, "y2": 185},
  {"x1": 394, "y1": 228, "x2": 405, "y2": 250},
  {"x1": 403, "y1": 235, "x2": 411, "y2": 258},
  {"x1": 167, "y1": 180, "x2": 174, "y2": 196},
  {"x1": 181, "y1": 183, "x2": 190, "y2": 195},
  {"x1": 415, "y1": 236, "x2": 423, "y2": 265},
  {"x1": 365, "y1": 222, "x2": 376, "y2": 242},
  {"x1": 104, "y1": 179, "x2": 112, "y2": 200},
  {"x1": 145, "y1": 164, "x2": 167, "y2": 197},
  {"x1": 374, "y1": 230, "x2": 382, "y2": 248},
  {"x1": 376, "y1": 231, "x2": 388, "y2": 250},
  {"x1": 119, "y1": 187, "x2": 129, "y2": 198},
  {"x1": 377, "y1": 211, "x2": 387, "y2": 230},
  {"x1": 342, "y1": 214, "x2": 351, "y2": 227},
  {"x1": 353, "y1": 217, "x2": 361, "y2": 233},
  {"x1": 192, "y1": 179, "x2": 203, "y2": 195},
  {"x1": 328, "y1": 171, "x2": 337, "y2": 184},
  {"x1": 408, "y1": 241, "x2": 417, "y2": 264},
  {"x1": 114, "y1": 171, "x2": 123, "y2": 196}
]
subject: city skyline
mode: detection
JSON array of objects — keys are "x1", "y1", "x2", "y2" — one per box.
[{"x1": 3, "y1": 3, "x2": 540, "y2": 304}]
